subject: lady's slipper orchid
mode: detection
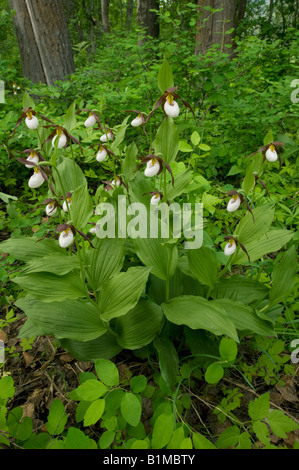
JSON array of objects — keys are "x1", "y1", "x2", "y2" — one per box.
[
  {"x1": 42, "y1": 125, "x2": 83, "y2": 154},
  {"x1": 96, "y1": 145, "x2": 108, "y2": 162},
  {"x1": 146, "y1": 86, "x2": 195, "y2": 122},
  {"x1": 151, "y1": 193, "x2": 161, "y2": 205},
  {"x1": 111, "y1": 176, "x2": 121, "y2": 188},
  {"x1": 245, "y1": 141, "x2": 284, "y2": 168},
  {"x1": 224, "y1": 238, "x2": 237, "y2": 256},
  {"x1": 227, "y1": 193, "x2": 242, "y2": 212},
  {"x1": 265, "y1": 144, "x2": 278, "y2": 162},
  {"x1": 52, "y1": 129, "x2": 68, "y2": 149},
  {"x1": 25, "y1": 151, "x2": 39, "y2": 168},
  {"x1": 76, "y1": 108, "x2": 102, "y2": 129},
  {"x1": 62, "y1": 193, "x2": 72, "y2": 213},
  {"x1": 28, "y1": 167, "x2": 45, "y2": 189},
  {"x1": 131, "y1": 114, "x2": 144, "y2": 127},
  {"x1": 85, "y1": 113, "x2": 97, "y2": 128},
  {"x1": 56, "y1": 223, "x2": 94, "y2": 248},
  {"x1": 223, "y1": 236, "x2": 250, "y2": 262},
  {"x1": 102, "y1": 176, "x2": 128, "y2": 192},
  {"x1": 46, "y1": 202, "x2": 58, "y2": 217},
  {"x1": 10, "y1": 107, "x2": 53, "y2": 136},
  {"x1": 59, "y1": 227, "x2": 74, "y2": 248},
  {"x1": 138, "y1": 154, "x2": 174, "y2": 185},
  {"x1": 164, "y1": 94, "x2": 180, "y2": 118},
  {"x1": 100, "y1": 129, "x2": 114, "y2": 142}
]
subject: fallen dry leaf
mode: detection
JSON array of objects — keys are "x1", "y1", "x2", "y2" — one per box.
[
  {"x1": 23, "y1": 351, "x2": 34, "y2": 367},
  {"x1": 59, "y1": 353, "x2": 74, "y2": 363},
  {"x1": 276, "y1": 376, "x2": 298, "y2": 403},
  {"x1": 0, "y1": 330, "x2": 7, "y2": 342}
]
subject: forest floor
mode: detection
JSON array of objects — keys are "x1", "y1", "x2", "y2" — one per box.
[{"x1": 1, "y1": 307, "x2": 299, "y2": 449}]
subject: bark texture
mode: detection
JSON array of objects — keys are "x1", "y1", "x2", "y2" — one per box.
[
  {"x1": 137, "y1": 0, "x2": 159, "y2": 38},
  {"x1": 195, "y1": 0, "x2": 237, "y2": 54},
  {"x1": 9, "y1": 0, "x2": 75, "y2": 85},
  {"x1": 101, "y1": 0, "x2": 110, "y2": 33}
]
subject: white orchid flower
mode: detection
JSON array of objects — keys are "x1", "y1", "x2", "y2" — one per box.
[
  {"x1": 25, "y1": 112, "x2": 39, "y2": 130},
  {"x1": 131, "y1": 113, "x2": 144, "y2": 127},
  {"x1": 25, "y1": 151, "x2": 39, "y2": 168},
  {"x1": 85, "y1": 112, "x2": 97, "y2": 128},
  {"x1": 144, "y1": 158, "x2": 161, "y2": 177},
  {"x1": 227, "y1": 194, "x2": 242, "y2": 212},
  {"x1": 62, "y1": 196, "x2": 72, "y2": 213},
  {"x1": 265, "y1": 144, "x2": 278, "y2": 162},
  {"x1": 151, "y1": 193, "x2": 161, "y2": 205},
  {"x1": 224, "y1": 238, "x2": 237, "y2": 256},
  {"x1": 111, "y1": 177, "x2": 121, "y2": 187},
  {"x1": 46, "y1": 202, "x2": 57, "y2": 217},
  {"x1": 52, "y1": 130, "x2": 68, "y2": 149},
  {"x1": 59, "y1": 228, "x2": 74, "y2": 248},
  {"x1": 96, "y1": 146, "x2": 108, "y2": 162},
  {"x1": 28, "y1": 167, "x2": 45, "y2": 188},
  {"x1": 164, "y1": 94, "x2": 180, "y2": 118},
  {"x1": 100, "y1": 130, "x2": 113, "y2": 142}
]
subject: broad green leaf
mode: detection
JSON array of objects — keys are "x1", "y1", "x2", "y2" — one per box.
[
  {"x1": 46, "y1": 399, "x2": 68, "y2": 435},
  {"x1": 153, "y1": 117, "x2": 179, "y2": 165},
  {"x1": 134, "y1": 237, "x2": 178, "y2": 281},
  {"x1": 53, "y1": 158, "x2": 86, "y2": 196},
  {"x1": 264, "y1": 130, "x2": 274, "y2": 146},
  {"x1": 188, "y1": 245, "x2": 218, "y2": 289},
  {"x1": 13, "y1": 271, "x2": 86, "y2": 302},
  {"x1": 18, "y1": 318, "x2": 49, "y2": 338},
  {"x1": 162, "y1": 296, "x2": 239, "y2": 342},
  {"x1": 130, "y1": 439, "x2": 150, "y2": 449},
  {"x1": 22, "y1": 91, "x2": 35, "y2": 109},
  {"x1": 248, "y1": 393, "x2": 270, "y2": 421},
  {"x1": 15, "y1": 296, "x2": 107, "y2": 342},
  {"x1": 0, "y1": 237, "x2": 65, "y2": 262},
  {"x1": 85, "y1": 237, "x2": 124, "y2": 292},
  {"x1": 269, "y1": 245, "x2": 297, "y2": 305},
  {"x1": 151, "y1": 412, "x2": 174, "y2": 449},
  {"x1": 242, "y1": 163, "x2": 255, "y2": 195},
  {"x1": 231, "y1": 229, "x2": 294, "y2": 264},
  {"x1": 219, "y1": 337, "x2": 238, "y2": 362},
  {"x1": 179, "y1": 140, "x2": 193, "y2": 153},
  {"x1": 0, "y1": 376, "x2": 15, "y2": 400},
  {"x1": 120, "y1": 393, "x2": 142, "y2": 427},
  {"x1": 122, "y1": 142, "x2": 137, "y2": 181},
  {"x1": 157, "y1": 56, "x2": 174, "y2": 94},
  {"x1": 205, "y1": 363, "x2": 224, "y2": 384},
  {"x1": 198, "y1": 143, "x2": 211, "y2": 152},
  {"x1": 94, "y1": 359, "x2": 119, "y2": 387},
  {"x1": 234, "y1": 204, "x2": 275, "y2": 245},
  {"x1": 252, "y1": 421, "x2": 270, "y2": 446},
  {"x1": 212, "y1": 299, "x2": 275, "y2": 336},
  {"x1": 63, "y1": 101, "x2": 77, "y2": 133},
  {"x1": 167, "y1": 427, "x2": 185, "y2": 449},
  {"x1": 22, "y1": 254, "x2": 79, "y2": 276},
  {"x1": 65, "y1": 427, "x2": 92, "y2": 449},
  {"x1": 99, "y1": 266, "x2": 151, "y2": 321},
  {"x1": 180, "y1": 437, "x2": 193, "y2": 449},
  {"x1": 211, "y1": 276, "x2": 269, "y2": 304},
  {"x1": 111, "y1": 116, "x2": 129, "y2": 153},
  {"x1": 99, "y1": 430, "x2": 116, "y2": 449},
  {"x1": 76, "y1": 380, "x2": 108, "y2": 401},
  {"x1": 69, "y1": 184, "x2": 93, "y2": 229},
  {"x1": 0, "y1": 192, "x2": 18, "y2": 203},
  {"x1": 59, "y1": 332, "x2": 122, "y2": 361},
  {"x1": 191, "y1": 131, "x2": 201, "y2": 147},
  {"x1": 166, "y1": 169, "x2": 192, "y2": 200},
  {"x1": 193, "y1": 433, "x2": 216, "y2": 449},
  {"x1": 216, "y1": 426, "x2": 240, "y2": 449},
  {"x1": 115, "y1": 299, "x2": 163, "y2": 349},
  {"x1": 83, "y1": 399, "x2": 105, "y2": 426},
  {"x1": 130, "y1": 376, "x2": 147, "y2": 394},
  {"x1": 267, "y1": 410, "x2": 299, "y2": 438},
  {"x1": 154, "y1": 336, "x2": 179, "y2": 387}
]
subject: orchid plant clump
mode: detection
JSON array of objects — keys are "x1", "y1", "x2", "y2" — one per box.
[{"x1": 1, "y1": 58, "x2": 296, "y2": 382}]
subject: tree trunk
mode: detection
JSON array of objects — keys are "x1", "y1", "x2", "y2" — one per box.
[
  {"x1": 195, "y1": 0, "x2": 237, "y2": 55},
  {"x1": 235, "y1": 0, "x2": 247, "y2": 31},
  {"x1": 268, "y1": 0, "x2": 275, "y2": 23},
  {"x1": 126, "y1": 0, "x2": 134, "y2": 30},
  {"x1": 101, "y1": 0, "x2": 110, "y2": 33},
  {"x1": 137, "y1": 0, "x2": 159, "y2": 38},
  {"x1": 9, "y1": 0, "x2": 75, "y2": 85}
]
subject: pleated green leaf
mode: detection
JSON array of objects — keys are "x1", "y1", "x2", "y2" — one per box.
[
  {"x1": 15, "y1": 296, "x2": 107, "y2": 341},
  {"x1": 53, "y1": 158, "x2": 86, "y2": 196},
  {"x1": 153, "y1": 336, "x2": 179, "y2": 387},
  {"x1": 234, "y1": 204, "x2": 275, "y2": 245},
  {"x1": 269, "y1": 245, "x2": 297, "y2": 305},
  {"x1": 13, "y1": 271, "x2": 86, "y2": 302},
  {"x1": 153, "y1": 117, "x2": 179, "y2": 165},
  {"x1": 134, "y1": 237, "x2": 178, "y2": 281},
  {"x1": 230, "y1": 229, "x2": 294, "y2": 264},
  {"x1": 212, "y1": 299, "x2": 275, "y2": 336},
  {"x1": 211, "y1": 276, "x2": 269, "y2": 304},
  {"x1": 157, "y1": 56, "x2": 174, "y2": 94},
  {"x1": 99, "y1": 266, "x2": 151, "y2": 321},
  {"x1": 70, "y1": 184, "x2": 93, "y2": 230},
  {"x1": 22, "y1": 254, "x2": 79, "y2": 276},
  {"x1": 188, "y1": 245, "x2": 218, "y2": 289},
  {"x1": 85, "y1": 237, "x2": 124, "y2": 292},
  {"x1": 166, "y1": 169, "x2": 192, "y2": 200},
  {"x1": 0, "y1": 237, "x2": 65, "y2": 262},
  {"x1": 162, "y1": 296, "x2": 239, "y2": 342},
  {"x1": 115, "y1": 300, "x2": 163, "y2": 349},
  {"x1": 59, "y1": 332, "x2": 122, "y2": 361}
]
